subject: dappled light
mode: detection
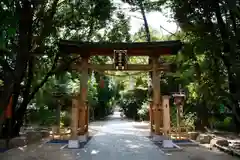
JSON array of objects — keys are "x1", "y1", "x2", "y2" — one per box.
[{"x1": 90, "y1": 149, "x2": 100, "y2": 155}]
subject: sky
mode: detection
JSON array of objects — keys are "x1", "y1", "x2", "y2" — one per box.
[{"x1": 114, "y1": 0, "x2": 179, "y2": 35}]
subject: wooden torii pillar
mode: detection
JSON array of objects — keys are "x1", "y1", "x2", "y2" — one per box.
[
  {"x1": 149, "y1": 100, "x2": 154, "y2": 133},
  {"x1": 71, "y1": 94, "x2": 79, "y2": 140},
  {"x1": 69, "y1": 57, "x2": 89, "y2": 147},
  {"x1": 152, "y1": 56, "x2": 162, "y2": 135},
  {"x1": 162, "y1": 95, "x2": 171, "y2": 136},
  {"x1": 78, "y1": 57, "x2": 89, "y2": 137}
]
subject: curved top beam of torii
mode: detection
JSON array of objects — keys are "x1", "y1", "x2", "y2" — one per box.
[{"x1": 58, "y1": 39, "x2": 183, "y2": 57}]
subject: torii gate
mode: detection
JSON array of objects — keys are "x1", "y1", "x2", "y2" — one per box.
[{"x1": 58, "y1": 40, "x2": 182, "y2": 147}]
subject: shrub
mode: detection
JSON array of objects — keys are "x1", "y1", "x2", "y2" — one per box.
[
  {"x1": 214, "y1": 116, "x2": 235, "y2": 131},
  {"x1": 61, "y1": 111, "x2": 71, "y2": 127},
  {"x1": 118, "y1": 88, "x2": 148, "y2": 120},
  {"x1": 137, "y1": 102, "x2": 149, "y2": 121},
  {"x1": 182, "y1": 112, "x2": 197, "y2": 131}
]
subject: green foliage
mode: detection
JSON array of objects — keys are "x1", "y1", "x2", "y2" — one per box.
[
  {"x1": 182, "y1": 112, "x2": 197, "y2": 130},
  {"x1": 2, "y1": 0, "x2": 240, "y2": 135},
  {"x1": 119, "y1": 88, "x2": 148, "y2": 120},
  {"x1": 92, "y1": 75, "x2": 117, "y2": 119},
  {"x1": 163, "y1": 0, "x2": 240, "y2": 130},
  {"x1": 61, "y1": 111, "x2": 71, "y2": 127},
  {"x1": 27, "y1": 108, "x2": 56, "y2": 126},
  {"x1": 137, "y1": 102, "x2": 149, "y2": 121},
  {"x1": 214, "y1": 117, "x2": 235, "y2": 131}
]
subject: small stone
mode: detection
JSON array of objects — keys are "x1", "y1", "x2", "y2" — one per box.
[{"x1": 188, "y1": 132, "x2": 199, "y2": 140}]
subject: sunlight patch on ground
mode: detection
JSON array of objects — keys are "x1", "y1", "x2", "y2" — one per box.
[
  {"x1": 102, "y1": 130, "x2": 136, "y2": 135},
  {"x1": 91, "y1": 149, "x2": 100, "y2": 155},
  {"x1": 95, "y1": 132, "x2": 107, "y2": 136},
  {"x1": 126, "y1": 144, "x2": 141, "y2": 149},
  {"x1": 125, "y1": 140, "x2": 132, "y2": 143}
]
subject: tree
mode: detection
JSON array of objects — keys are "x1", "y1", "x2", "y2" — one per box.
[
  {"x1": 0, "y1": 0, "x2": 115, "y2": 138},
  {"x1": 162, "y1": 0, "x2": 240, "y2": 130}
]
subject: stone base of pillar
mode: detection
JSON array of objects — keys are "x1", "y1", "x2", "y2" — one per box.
[
  {"x1": 68, "y1": 139, "x2": 79, "y2": 148},
  {"x1": 78, "y1": 133, "x2": 88, "y2": 142},
  {"x1": 163, "y1": 140, "x2": 174, "y2": 148},
  {"x1": 152, "y1": 133, "x2": 168, "y2": 142}
]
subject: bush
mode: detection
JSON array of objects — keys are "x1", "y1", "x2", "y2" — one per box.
[
  {"x1": 118, "y1": 88, "x2": 148, "y2": 120},
  {"x1": 27, "y1": 108, "x2": 56, "y2": 126},
  {"x1": 182, "y1": 112, "x2": 197, "y2": 131},
  {"x1": 214, "y1": 116, "x2": 235, "y2": 131},
  {"x1": 137, "y1": 102, "x2": 149, "y2": 121},
  {"x1": 61, "y1": 111, "x2": 71, "y2": 127}
]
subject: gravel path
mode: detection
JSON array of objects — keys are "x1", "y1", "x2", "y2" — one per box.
[{"x1": 0, "y1": 112, "x2": 238, "y2": 160}]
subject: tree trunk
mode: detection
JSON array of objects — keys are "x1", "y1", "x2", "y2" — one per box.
[
  {"x1": 195, "y1": 102, "x2": 209, "y2": 131},
  {"x1": 138, "y1": 0, "x2": 153, "y2": 97},
  {"x1": 215, "y1": 3, "x2": 240, "y2": 130},
  {"x1": 227, "y1": 70, "x2": 240, "y2": 132},
  {"x1": 0, "y1": 0, "x2": 33, "y2": 139},
  {"x1": 138, "y1": 1, "x2": 151, "y2": 42}
]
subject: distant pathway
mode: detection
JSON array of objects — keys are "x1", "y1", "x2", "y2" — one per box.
[{"x1": 77, "y1": 111, "x2": 166, "y2": 159}]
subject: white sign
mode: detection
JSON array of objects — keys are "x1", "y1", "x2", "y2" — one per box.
[{"x1": 68, "y1": 140, "x2": 79, "y2": 148}]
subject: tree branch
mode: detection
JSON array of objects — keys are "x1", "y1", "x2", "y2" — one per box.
[
  {"x1": 32, "y1": 0, "x2": 60, "y2": 52},
  {"x1": 27, "y1": 54, "x2": 59, "y2": 102},
  {"x1": 25, "y1": 54, "x2": 81, "y2": 104},
  {"x1": 22, "y1": 57, "x2": 34, "y2": 106},
  {"x1": 159, "y1": 25, "x2": 177, "y2": 37}
]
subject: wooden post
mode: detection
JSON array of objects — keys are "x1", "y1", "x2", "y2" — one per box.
[
  {"x1": 78, "y1": 57, "x2": 89, "y2": 135},
  {"x1": 85, "y1": 102, "x2": 89, "y2": 133},
  {"x1": 162, "y1": 96, "x2": 170, "y2": 136},
  {"x1": 176, "y1": 104, "x2": 180, "y2": 138},
  {"x1": 56, "y1": 102, "x2": 61, "y2": 134},
  {"x1": 149, "y1": 101, "x2": 154, "y2": 132},
  {"x1": 71, "y1": 97, "x2": 78, "y2": 139},
  {"x1": 152, "y1": 57, "x2": 161, "y2": 135}
]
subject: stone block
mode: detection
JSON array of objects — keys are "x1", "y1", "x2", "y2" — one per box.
[
  {"x1": 229, "y1": 140, "x2": 240, "y2": 149},
  {"x1": 68, "y1": 140, "x2": 79, "y2": 149},
  {"x1": 210, "y1": 138, "x2": 228, "y2": 149},
  {"x1": 9, "y1": 136, "x2": 28, "y2": 148},
  {"x1": 188, "y1": 132, "x2": 199, "y2": 140},
  {"x1": 78, "y1": 134, "x2": 87, "y2": 142},
  {"x1": 152, "y1": 134, "x2": 168, "y2": 142},
  {"x1": 163, "y1": 140, "x2": 174, "y2": 148},
  {"x1": 196, "y1": 134, "x2": 212, "y2": 144},
  {"x1": 216, "y1": 139, "x2": 229, "y2": 146}
]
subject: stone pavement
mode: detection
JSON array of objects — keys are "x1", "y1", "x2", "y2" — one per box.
[
  {"x1": 0, "y1": 112, "x2": 239, "y2": 160},
  {"x1": 75, "y1": 115, "x2": 165, "y2": 160}
]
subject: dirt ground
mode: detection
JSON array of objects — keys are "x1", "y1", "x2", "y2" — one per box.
[
  {"x1": 0, "y1": 120, "x2": 239, "y2": 160},
  {"x1": 168, "y1": 146, "x2": 239, "y2": 160},
  {"x1": 1, "y1": 138, "x2": 238, "y2": 160}
]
